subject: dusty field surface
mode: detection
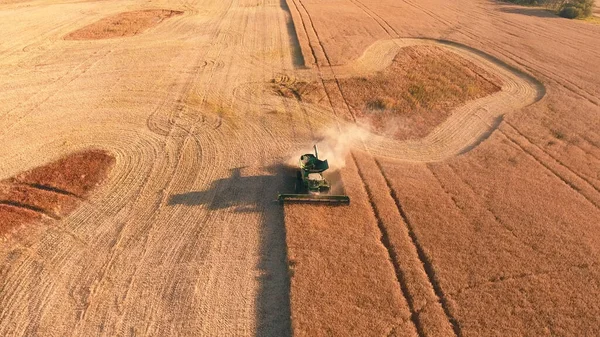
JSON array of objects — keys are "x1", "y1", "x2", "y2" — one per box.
[
  {"x1": 0, "y1": 0, "x2": 300, "y2": 335},
  {"x1": 65, "y1": 10, "x2": 183, "y2": 40},
  {"x1": 0, "y1": 0, "x2": 598, "y2": 337}
]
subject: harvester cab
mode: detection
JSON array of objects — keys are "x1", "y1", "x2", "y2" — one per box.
[{"x1": 278, "y1": 145, "x2": 350, "y2": 204}]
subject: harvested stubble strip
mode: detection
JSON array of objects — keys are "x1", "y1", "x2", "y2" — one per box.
[{"x1": 284, "y1": 154, "x2": 417, "y2": 336}]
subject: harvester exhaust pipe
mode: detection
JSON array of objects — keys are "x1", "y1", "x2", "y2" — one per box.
[{"x1": 314, "y1": 144, "x2": 319, "y2": 159}]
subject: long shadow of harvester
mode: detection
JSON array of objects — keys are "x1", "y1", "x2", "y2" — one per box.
[{"x1": 168, "y1": 164, "x2": 296, "y2": 337}]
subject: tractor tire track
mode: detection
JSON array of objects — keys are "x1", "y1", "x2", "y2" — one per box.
[
  {"x1": 504, "y1": 121, "x2": 600, "y2": 193},
  {"x1": 349, "y1": 0, "x2": 401, "y2": 37},
  {"x1": 293, "y1": 0, "x2": 357, "y2": 121},
  {"x1": 374, "y1": 158, "x2": 462, "y2": 337},
  {"x1": 499, "y1": 126, "x2": 600, "y2": 209}
]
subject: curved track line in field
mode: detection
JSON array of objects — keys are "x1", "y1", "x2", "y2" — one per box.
[
  {"x1": 322, "y1": 38, "x2": 546, "y2": 162},
  {"x1": 287, "y1": 0, "x2": 544, "y2": 161}
]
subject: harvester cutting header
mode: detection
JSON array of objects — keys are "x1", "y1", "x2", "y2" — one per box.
[{"x1": 278, "y1": 145, "x2": 350, "y2": 205}]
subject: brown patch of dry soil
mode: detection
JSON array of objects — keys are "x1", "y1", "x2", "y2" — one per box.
[
  {"x1": 65, "y1": 9, "x2": 183, "y2": 40},
  {"x1": 0, "y1": 150, "x2": 114, "y2": 235}
]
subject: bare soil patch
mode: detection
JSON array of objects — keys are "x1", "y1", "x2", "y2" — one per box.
[
  {"x1": 0, "y1": 205, "x2": 41, "y2": 236},
  {"x1": 274, "y1": 45, "x2": 502, "y2": 140},
  {"x1": 0, "y1": 150, "x2": 114, "y2": 235},
  {"x1": 65, "y1": 10, "x2": 183, "y2": 40}
]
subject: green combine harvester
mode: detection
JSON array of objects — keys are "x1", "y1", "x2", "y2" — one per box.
[{"x1": 278, "y1": 145, "x2": 350, "y2": 204}]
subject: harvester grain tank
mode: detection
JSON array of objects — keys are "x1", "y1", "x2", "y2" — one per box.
[{"x1": 278, "y1": 145, "x2": 350, "y2": 204}]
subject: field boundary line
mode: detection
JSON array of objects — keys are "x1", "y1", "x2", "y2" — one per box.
[{"x1": 350, "y1": 0, "x2": 400, "y2": 37}]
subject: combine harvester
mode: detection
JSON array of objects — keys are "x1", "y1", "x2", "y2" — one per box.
[{"x1": 278, "y1": 145, "x2": 350, "y2": 205}]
